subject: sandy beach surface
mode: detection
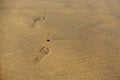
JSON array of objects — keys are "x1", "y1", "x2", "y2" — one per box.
[{"x1": 0, "y1": 0, "x2": 120, "y2": 80}]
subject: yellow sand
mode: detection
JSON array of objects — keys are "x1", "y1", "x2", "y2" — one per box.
[{"x1": 0, "y1": 0, "x2": 120, "y2": 80}]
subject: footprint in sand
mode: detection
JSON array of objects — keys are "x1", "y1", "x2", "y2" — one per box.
[
  {"x1": 33, "y1": 47, "x2": 49, "y2": 63},
  {"x1": 31, "y1": 16, "x2": 46, "y2": 28}
]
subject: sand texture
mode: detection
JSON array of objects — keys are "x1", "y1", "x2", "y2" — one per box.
[{"x1": 0, "y1": 0, "x2": 120, "y2": 80}]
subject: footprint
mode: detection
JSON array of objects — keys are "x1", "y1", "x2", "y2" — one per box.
[
  {"x1": 34, "y1": 57, "x2": 40, "y2": 63},
  {"x1": 33, "y1": 47, "x2": 49, "y2": 63},
  {"x1": 39, "y1": 47, "x2": 49, "y2": 54},
  {"x1": 31, "y1": 16, "x2": 46, "y2": 28}
]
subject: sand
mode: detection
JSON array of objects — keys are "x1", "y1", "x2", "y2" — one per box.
[{"x1": 0, "y1": 0, "x2": 120, "y2": 80}]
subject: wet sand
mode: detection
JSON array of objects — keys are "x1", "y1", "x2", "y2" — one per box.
[{"x1": 0, "y1": 0, "x2": 120, "y2": 80}]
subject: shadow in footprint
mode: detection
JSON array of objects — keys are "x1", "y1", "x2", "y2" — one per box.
[
  {"x1": 31, "y1": 16, "x2": 46, "y2": 28},
  {"x1": 33, "y1": 47, "x2": 49, "y2": 64}
]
